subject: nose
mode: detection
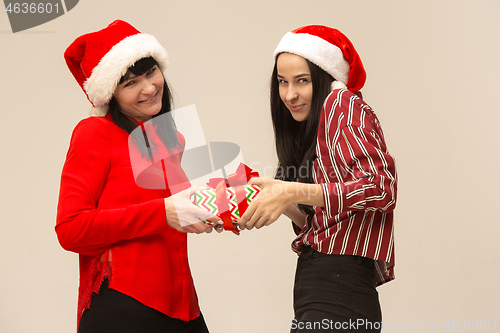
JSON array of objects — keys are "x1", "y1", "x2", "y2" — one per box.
[
  {"x1": 286, "y1": 85, "x2": 298, "y2": 103},
  {"x1": 141, "y1": 79, "x2": 156, "y2": 95}
]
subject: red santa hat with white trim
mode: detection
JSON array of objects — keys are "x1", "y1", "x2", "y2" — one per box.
[
  {"x1": 273, "y1": 25, "x2": 366, "y2": 92},
  {"x1": 64, "y1": 20, "x2": 169, "y2": 116}
]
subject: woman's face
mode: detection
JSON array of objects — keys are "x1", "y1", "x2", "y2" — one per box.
[
  {"x1": 113, "y1": 65, "x2": 164, "y2": 122},
  {"x1": 276, "y1": 53, "x2": 313, "y2": 122}
]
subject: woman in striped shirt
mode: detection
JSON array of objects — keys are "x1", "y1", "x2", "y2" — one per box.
[{"x1": 238, "y1": 26, "x2": 397, "y2": 332}]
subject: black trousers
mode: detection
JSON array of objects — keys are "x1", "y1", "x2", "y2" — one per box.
[
  {"x1": 291, "y1": 248, "x2": 382, "y2": 333},
  {"x1": 78, "y1": 279, "x2": 209, "y2": 333}
]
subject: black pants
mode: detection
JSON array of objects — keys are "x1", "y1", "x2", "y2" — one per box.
[
  {"x1": 79, "y1": 279, "x2": 209, "y2": 333},
  {"x1": 291, "y1": 248, "x2": 382, "y2": 333}
]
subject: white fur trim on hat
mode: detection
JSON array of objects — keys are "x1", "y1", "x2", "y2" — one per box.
[
  {"x1": 273, "y1": 32, "x2": 350, "y2": 85},
  {"x1": 83, "y1": 33, "x2": 169, "y2": 112}
]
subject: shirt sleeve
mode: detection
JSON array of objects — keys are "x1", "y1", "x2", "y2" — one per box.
[
  {"x1": 319, "y1": 91, "x2": 397, "y2": 219},
  {"x1": 55, "y1": 118, "x2": 169, "y2": 257}
]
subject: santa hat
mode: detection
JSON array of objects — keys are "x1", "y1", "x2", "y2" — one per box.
[
  {"x1": 273, "y1": 25, "x2": 366, "y2": 92},
  {"x1": 64, "y1": 20, "x2": 169, "y2": 116}
]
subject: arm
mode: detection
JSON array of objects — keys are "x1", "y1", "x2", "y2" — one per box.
[
  {"x1": 55, "y1": 119, "x2": 212, "y2": 256},
  {"x1": 319, "y1": 124, "x2": 397, "y2": 219},
  {"x1": 318, "y1": 89, "x2": 396, "y2": 218},
  {"x1": 283, "y1": 204, "x2": 307, "y2": 230},
  {"x1": 238, "y1": 91, "x2": 397, "y2": 230},
  {"x1": 237, "y1": 178, "x2": 321, "y2": 230},
  {"x1": 55, "y1": 119, "x2": 167, "y2": 256},
  {"x1": 238, "y1": 144, "x2": 395, "y2": 231}
]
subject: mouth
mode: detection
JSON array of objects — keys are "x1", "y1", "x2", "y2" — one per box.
[
  {"x1": 288, "y1": 104, "x2": 304, "y2": 112},
  {"x1": 139, "y1": 91, "x2": 158, "y2": 103}
]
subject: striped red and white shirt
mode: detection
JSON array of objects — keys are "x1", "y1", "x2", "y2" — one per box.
[{"x1": 292, "y1": 88, "x2": 397, "y2": 285}]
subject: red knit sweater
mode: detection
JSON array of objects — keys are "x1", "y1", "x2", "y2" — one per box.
[{"x1": 56, "y1": 114, "x2": 200, "y2": 330}]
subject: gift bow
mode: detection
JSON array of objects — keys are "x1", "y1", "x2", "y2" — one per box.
[{"x1": 206, "y1": 163, "x2": 259, "y2": 233}]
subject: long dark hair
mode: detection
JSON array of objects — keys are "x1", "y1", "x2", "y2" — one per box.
[
  {"x1": 270, "y1": 54, "x2": 334, "y2": 217},
  {"x1": 108, "y1": 56, "x2": 180, "y2": 157}
]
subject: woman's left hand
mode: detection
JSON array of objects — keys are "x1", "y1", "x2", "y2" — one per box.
[
  {"x1": 237, "y1": 177, "x2": 293, "y2": 230},
  {"x1": 165, "y1": 186, "x2": 221, "y2": 234}
]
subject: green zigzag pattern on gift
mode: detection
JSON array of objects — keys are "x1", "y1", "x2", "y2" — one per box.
[
  {"x1": 228, "y1": 185, "x2": 261, "y2": 218},
  {"x1": 226, "y1": 187, "x2": 239, "y2": 218},
  {"x1": 195, "y1": 191, "x2": 217, "y2": 213},
  {"x1": 194, "y1": 185, "x2": 262, "y2": 224},
  {"x1": 246, "y1": 185, "x2": 259, "y2": 201}
]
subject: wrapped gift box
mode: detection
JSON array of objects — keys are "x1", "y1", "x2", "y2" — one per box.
[{"x1": 193, "y1": 184, "x2": 261, "y2": 225}]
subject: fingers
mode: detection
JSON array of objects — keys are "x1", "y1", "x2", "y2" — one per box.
[
  {"x1": 182, "y1": 221, "x2": 211, "y2": 234},
  {"x1": 254, "y1": 216, "x2": 269, "y2": 229},
  {"x1": 173, "y1": 192, "x2": 219, "y2": 227},
  {"x1": 247, "y1": 214, "x2": 270, "y2": 230},
  {"x1": 181, "y1": 221, "x2": 240, "y2": 234},
  {"x1": 174, "y1": 221, "x2": 218, "y2": 234},
  {"x1": 195, "y1": 207, "x2": 219, "y2": 222},
  {"x1": 188, "y1": 185, "x2": 203, "y2": 197},
  {"x1": 193, "y1": 221, "x2": 212, "y2": 233},
  {"x1": 247, "y1": 177, "x2": 261, "y2": 186},
  {"x1": 248, "y1": 177, "x2": 272, "y2": 187},
  {"x1": 238, "y1": 204, "x2": 281, "y2": 230},
  {"x1": 237, "y1": 203, "x2": 256, "y2": 230}
]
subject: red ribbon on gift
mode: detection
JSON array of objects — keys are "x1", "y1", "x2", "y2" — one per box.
[{"x1": 206, "y1": 163, "x2": 259, "y2": 233}]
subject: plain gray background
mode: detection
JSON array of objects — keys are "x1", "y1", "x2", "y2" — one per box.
[{"x1": 1, "y1": 0, "x2": 499, "y2": 332}]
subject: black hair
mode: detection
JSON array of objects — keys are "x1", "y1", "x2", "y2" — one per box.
[
  {"x1": 270, "y1": 54, "x2": 334, "y2": 217},
  {"x1": 108, "y1": 56, "x2": 179, "y2": 158}
]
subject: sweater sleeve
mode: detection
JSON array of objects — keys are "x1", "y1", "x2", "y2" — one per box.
[
  {"x1": 318, "y1": 90, "x2": 397, "y2": 219},
  {"x1": 55, "y1": 118, "x2": 169, "y2": 256}
]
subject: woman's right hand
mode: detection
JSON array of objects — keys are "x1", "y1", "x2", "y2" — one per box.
[{"x1": 164, "y1": 186, "x2": 220, "y2": 234}]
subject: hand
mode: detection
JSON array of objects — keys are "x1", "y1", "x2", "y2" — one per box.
[
  {"x1": 164, "y1": 186, "x2": 221, "y2": 234},
  {"x1": 237, "y1": 177, "x2": 293, "y2": 230}
]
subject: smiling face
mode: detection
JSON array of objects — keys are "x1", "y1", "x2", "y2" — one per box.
[
  {"x1": 112, "y1": 65, "x2": 164, "y2": 122},
  {"x1": 276, "y1": 53, "x2": 313, "y2": 122}
]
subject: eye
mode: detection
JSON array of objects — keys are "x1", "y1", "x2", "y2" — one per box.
[
  {"x1": 124, "y1": 80, "x2": 136, "y2": 87},
  {"x1": 146, "y1": 66, "x2": 157, "y2": 76},
  {"x1": 278, "y1": 78, "x2": 287, "y2": 84},
  {"x1": 299, "y1": 78, "x2": 309, "y2": 83}
]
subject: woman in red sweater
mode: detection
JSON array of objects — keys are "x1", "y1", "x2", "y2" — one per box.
[{"x1": 57, "y1": 20, "x2": 215, "y2": 333}]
